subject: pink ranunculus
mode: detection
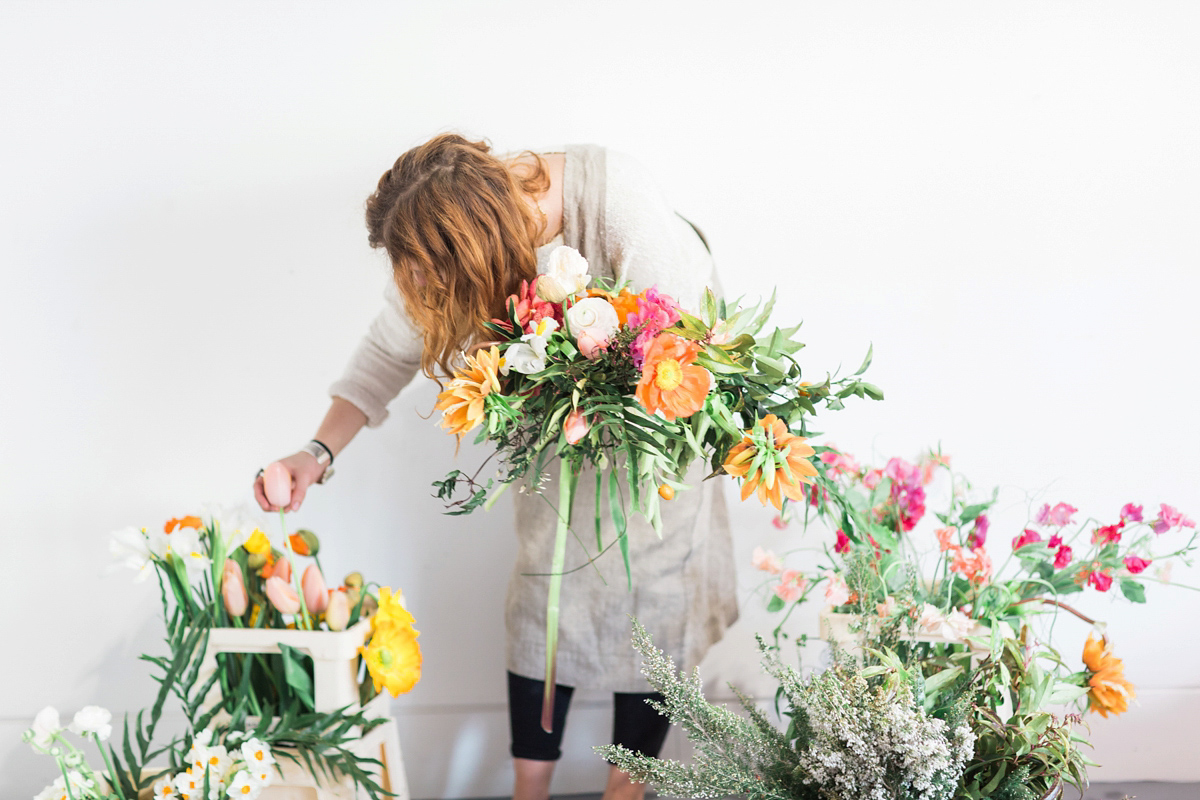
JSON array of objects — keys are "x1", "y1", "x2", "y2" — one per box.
[
  {"x1": 221, "y1": 559, "x2": 248, "y2": 617},
  {"x1": 1152, "y1": 503, "x2": 1195, "y2": 534},
  {"x1": 833, "y1": 528, "x2": 852, "y2": 554},
  {"x1": 325, "y1": 590, "x2": 351, "y2": 631},
  {"x1": 822, "y1": 571, "x2": 851, "y2": 609},
  {"x1": 1124, "y1": 555, "x2": 1152, "y2": 574},
  {"x1": 625, "y1": 288, "x2": 682, "y2": 369},
  {"x1": 1012, "y1": 529, "x2": 1042, "y2": 551},
  {"x1": 1035, "y1": 502, "x2": 1078, "y2": 527},
  {"x1": 564, "y1": 409, "x2": 590, "y2": 445},
  {"x1": 1087, "y1": 569, "x2": 1113, "y2": 592},
  {"x1": 1054, "y1": 545, "x2": 1073, "y2": 570},
  {"x1": 302, "y1": 564, "x2": 329, "y2": 614},
  {"x1": 935, "y1": 526, "x2": 958, "y2": 552},
  {"x1": 575, "y1": 327, "x2": 610, "y2": 359},
  {"x1": 751, "y1": 546, "x2": 783, "y2": 575},
  {"x1": 1120, "y1": 503, "x2": 1144, "y2": 523},
  {"x1": 263, "y1": 461, "x2": 293, "y2": 508},
  {"x1": 1091, "y1": 523, "x2": 1124, "y2": 546},
  {"x1": 265, "y1": 576, "x2": 301, "y2": 614},
  {"x1": 863, "y1": 469, "x2": 883, "y2": 489}
]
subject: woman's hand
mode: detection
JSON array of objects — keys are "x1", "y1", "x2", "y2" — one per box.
[{"x1": 254, "y1": 452, "x2": 325, "y2": 513}]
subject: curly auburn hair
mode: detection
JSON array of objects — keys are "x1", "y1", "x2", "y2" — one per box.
[{"x1": 365, "y1": 132, "x2": 552, "y2": 380}]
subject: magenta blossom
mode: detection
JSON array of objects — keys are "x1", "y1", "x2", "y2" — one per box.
[
  {"x1": 1035, "y1": 502, "x2": 1078, "y2": 527},
  {"x1": 1054, "y1": 545, "x2": 1073, "y2": 569},
  {"x1": 1124, "y1": 555, "x2": 1152, "y2": 574},
  {"x1": 1048, "y1": 534, "x2": 1064, "y2": 549},
  {"x1": 834, "y1": 528, "x2": 851, "y2": 554},
  {"x1": 884, "y1": 457, "x2": 921, "y2": 486},
  {"x1": 820, "y1": 448, "x2": 860, "y2": 477},
  {"x1": 1086, "y1": 569, "x2": 1113, "y2": 592},
  {"x1": 1012, "y1": 528, "x2": 1042, "y2": 550},
  {"x1": 967, "y1": 514, "x2": 989, "y2": 549},
  {"x1": 625, "y1": 288, "x2": 681, "y2": 369},
  {"x1": 1120, "y1": 503, "x2": 1144, "y2": 524},
  {"x1": 1152, "y1": 503, "x2": 1196, "y2": 534},
  {"x1": 1091, "y1": 523, "x2": 1124, "y2": 546}
]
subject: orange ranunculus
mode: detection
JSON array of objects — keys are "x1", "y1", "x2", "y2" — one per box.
[
  {"x1": 164, "y1": 515, "x2": 204, "y2": 534},
  {"x1": 588, "y1": 287, "x2": 639, "y2": 327},
  {"x1": 723, "y1": 414, "x2": 818, "y2": 511},
  {"x1": 434, "y1": 346, "x2": 503, "y2": 439},
  {"x1": 635, "y1": 334, "x2": 711, "y2": 421},
  {"x1": 1082, "y1": 633, "x2": 1135, "y2": 717}
]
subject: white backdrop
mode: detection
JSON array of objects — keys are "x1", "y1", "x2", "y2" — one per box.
[{"x1": 2, "y1": 2, "x2": 1198, "y2": 797}]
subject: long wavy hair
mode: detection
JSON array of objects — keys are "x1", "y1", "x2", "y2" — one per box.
[{"x1": 365, "y1": 132, "x2": 551, "y2": 380}]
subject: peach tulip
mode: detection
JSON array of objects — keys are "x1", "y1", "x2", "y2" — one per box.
[
  {"x1": 221, "y1": 559, "x2": 248, "y2": 617},
  {"x1": 325, "y1": 590, "x2": 350, "y2": 631},
  {"x1": 263, "y1": 555, "x2": 291, "y2": 583},
  {"x1": 263, "y1": 461, "x2": 292, "y2": 508},
  {"x1": 564, "y1": 409, "x2": 590, "y2": 445},
  {"x1": 265, "y1": 576, "x2": 301, "y2": 614},
  {"x1": 302, "y1": 564, "x2": 329, "y2": 614},
  {"x1": 576, "y1": 328, "x2": 609, "y2": 359}
]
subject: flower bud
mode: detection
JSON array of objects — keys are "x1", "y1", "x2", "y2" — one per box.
[
  {"x1": 325, "y1": 590, "x2": 351, "y2": 631},
  {"x1": 265, "y1": 576, "x2": 301, "y2": 614},
  {"x1": 343, "y1": 572, "x2": 364, "y2": 590},
  {"x1": 564, "y1": 409, "x2": 590, "y2": 445},
  {"x1": 289, "y1": 529, "x2": 320, "y2": 556},
  {"x1": 302, "y1": 564, "x2": 329, "y2": 614},
  {"x1": 263, "y1": 462, "x2": 292, "y2": 508},
  {"x1": 221, "y1": 559, "x2": 248, "y2": 617},
  {"x1": 246, "y1": 552, "x2": 267, "y2": 571}
]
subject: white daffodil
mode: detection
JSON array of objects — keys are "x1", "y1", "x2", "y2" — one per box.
[
  {"x1": 109, "y1": 526, "x2": 167, "y2": 582},
  {"x1": 501, "y1": 342, "x2": 547, "y2": 376},
  {"x1": 239, "y1": 738, "x2": 275, "y2": 772},
  {"x1": 535, "y1": 246, "x2": 590, "y2": 302},
  {"x1": 225, "y1": 771, "x2": 264, "y2": 799},
  {"x1": 198, "y1": 503, "x2": 262, "y2": 551},
  {"x1": 565, "y1": 297, "x2": 619, "y2": 340},
  {"x1": 166, "y1": 527, "x2": 211, "y2": 585},
  {"x1": 29, "y1": 706, "x2": 61, "y2": 749},
  {"x1": 69, "y1": 706, "x2": 112, "y2": 741},
  {"x1": 521, "y1": 316, "x2": 559, "y2": 357},
  {"x1": 152, "y1": 774, "x2": 178, "y2": 799},
  {"x1": 174, "y1": 769, "x2": 205, "y2": 800}
]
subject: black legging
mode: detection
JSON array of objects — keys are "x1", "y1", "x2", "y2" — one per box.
[{"x1": 507, "y1": 671, "x2": 672, "y2": 761}]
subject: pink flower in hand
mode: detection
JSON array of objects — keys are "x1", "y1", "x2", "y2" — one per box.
[
  {"x1": 1124, "y1": 555, "x2": 1152, "y2": 574},
  {"x1": 1152, "y1": 503, "x2": 1195, "y2": 533},
  {"x1": 564, "y1": 409, "x2": 590, "y2": 445},
  {"x1": 1054, "y1": 545, "x2": 1073, "y2": 569},
  {"x1": 263, "y1": 462, "x2": 292, "y2": 509},
  {"x1": 221, "y1": 559, "x2": 248, "y2": 617},
  {"x1": 1012, "y1": 529, "x2": 1042, "y2": 550},
  {"x1": 1036, "y1": 502, "x2": 1078, "y2": 527},
  {"x1": 833, "y1": 529, "x2": 852, "y2": 554},
  {"x1": 1120, "y1": 503, "x2": 1144, "y2": 523},
  {"x1": 751, "y1": 546, "x2": 783, "y2": 575},
  {"x1": 265, "y1": 576, "x2": 301, "y2": 614},
  {"x1": 302, "y1": 564, "x2": 329, "y2": 614}
]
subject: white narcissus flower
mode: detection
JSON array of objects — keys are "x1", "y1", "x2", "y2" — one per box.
[
  {"x1": 109, "y1": 526, "x2": 169, "y2": 582},
  {"x1": 166, "y1": 527, "x2": 211, "y2": 585},
  {"x1": 239, "y1": 738, "x2": 275, "y2": 771},
  {"x1": 69, "y1": 705, "x2": 113, "y2": 741},
  {"x1": 225, "y1": 771, "x2": 264, "y2": 799},
  {"x1": 521, "y1": 317, "x2": 559, "y2": 359},
  {"x1": 501, "y1": 342, "x2": 547, "y2": 376},
  {"x1": 152, "y1": 775, "x2": 178, "y2": 798},
  {"x1": 535, "y1": 246, "x2": 590, "y2": 302},
  {"x1": 29, "y1": 706, "x2": 62, "y2": 748},
  {"x1": 565, "y1": 297, "x2": 619, "y2": 340}
]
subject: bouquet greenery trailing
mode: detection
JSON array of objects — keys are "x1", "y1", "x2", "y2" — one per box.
[{"x1": 431, "y1": 244, "x2": 880, "y2": 728}]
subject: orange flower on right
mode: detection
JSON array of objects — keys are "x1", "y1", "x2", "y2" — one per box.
[
  {"x1": 1082, "y1": 633, "x2": 1135, "y2": 717},
  {"x1": 723, "y1": 414, "x2": 818, "y2": 511}
]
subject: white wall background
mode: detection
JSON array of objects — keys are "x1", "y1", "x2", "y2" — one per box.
[{"x1": 2, "y1": 1, "x2": 1198, "y2": 797}]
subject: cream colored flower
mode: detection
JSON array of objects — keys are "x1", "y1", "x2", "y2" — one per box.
[
  {"x1": 565, "y1": 297, "x2": 619, "y2": 339},
  {"x1": 536, "y1": 246, "x2": 590, "y2": 302}
]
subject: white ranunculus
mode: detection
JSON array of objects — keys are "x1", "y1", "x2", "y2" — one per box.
[
  {"x1": 501, "y1": 342, "x2": 547, "y2": 376},
  {"x1": 536, "y1": 246, "x2": 590, "y2": 303},
  {"x1": 565, "y1": 297, "x2": 619, "y2": 340},
  {"x1": 109, "y1": 526, "x2": 158, "y2": 582},
  {"x1": 30, "y1": 706, "x2": 61, "y2": 748},
  {"x1": 69, "y1": 706, "x2": 113, "y2": 741}
]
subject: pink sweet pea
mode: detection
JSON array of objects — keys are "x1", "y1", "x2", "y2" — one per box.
[
  {"x1": 1035, "y1": 502, "x2": 1078, "y2": 527},
  {"x1": 967, "y1": 515, "x2": 989, "y2": 549},
  {"x1": 1054, "y1": 545, "x2": 1073, "y2": 569},
  {"x1": 771, "y1": 515, "x2": 788, "y2": 530},
  {"x1": 1012, "y1": 529, "x2": 1042, "y2": 550},
  {"x1": 1048, "y1": 534, "x2": 1064, "y2": 549},
  {"x1": 1086, "y1": 569, "x2": 1113, "y2": 592},
  {"x1": 626, "y1": 288, "x2": 681, "y2": 369},
  {"x1": 935, "y1": 526, "x2": 958, "y2": 552},
  {"x1": 823, "y1": 571, "x2": 852, "y2": 609},
  {"x1": 1092, "y1": 523, "x2": 1124, "y2": 546},
  {"x1": 773, "y1": 569, "x2": 808, "y2": 603},
  {"x1": 950, "y1": 546, "x2": 992, "y2": 585},
  {"x1": 1124, "y1": 555, "x2": 1152, "y2": 574},
  {"x1": 751, "y1": 546, "x2": 783, "y2": 575},
  {"x1": 863, "y1": 469, "x2": 883, "y2": 489},
  {"x1": 833, "y1": 528, "x2": 852, "y2": 554},
  {"x1": 1152, "y1": 503, "x2": 1195, "y2": 534},
  {"x1": 819, "y1": 448, "x2": 860, "y2": 477},
  {"x1": 564, "y1": 409, "x2": 590, "y2": 445},
  {"x1": 1120, "y1": 503, "x2": 1144, "y2": 524},
  {"x1": 884, "y1": 457, "x2": 921, "y2": 486}
]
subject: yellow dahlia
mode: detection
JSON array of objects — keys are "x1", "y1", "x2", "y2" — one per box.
[
  {"x1": 1082, "y1": 633, "x2": 1135, "y2": 717},
  {"x1": 434, "y1": 345, "x2": 503, "y2": 438},
  {"x1": 723, "y1": 414, "x2": 818, "y2": 511}
]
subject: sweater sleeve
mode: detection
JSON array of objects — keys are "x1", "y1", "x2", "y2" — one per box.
[
  {"x1": 328, "y1": 279, "x2": 425, "y2": 428},
  {"x1": 603, "y1": 148, "x2": 718, "y2": 310}
]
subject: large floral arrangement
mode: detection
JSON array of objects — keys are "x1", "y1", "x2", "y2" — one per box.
[
  {"x1": 432, "y1": 245, "x2": 880, "y2": 728},
  {"x1": 601, "y1": 447, "x2": 1196, "y2": 800}
]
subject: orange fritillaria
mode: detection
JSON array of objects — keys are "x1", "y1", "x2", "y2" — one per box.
[{"x1": 723, "y1": 414, "x2": 818, "y2": 511}]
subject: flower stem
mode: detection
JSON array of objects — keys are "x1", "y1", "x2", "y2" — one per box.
[
  {"x1": 1010, "y1": 597, "x2": 1097, "y2": 626},
  {"x1": 94, "y1": 733, "x2": 127, "y2": 800},
  {"x1": 279, "y1": 509, "x2": 312, "y2": 630},
  {"x1": 541, "y1": 456, "x2": 572, "y2": 733}
]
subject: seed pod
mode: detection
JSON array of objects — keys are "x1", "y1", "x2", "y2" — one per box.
[{"x1": 658, "y1": 484, "x2": 675, "y2": 501}]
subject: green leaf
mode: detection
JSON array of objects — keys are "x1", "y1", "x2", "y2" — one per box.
[
  {"x1": 1120, "y1": 579, "x2": 1146, "y2": 603},
  {"x1": 277, "y1": 643, "x2": 316, "y2": 711},
  {"x1": 766, "y1": 594, "x2": 784, "y2": 612},
  {"x1": 609, "y1": 470, "x2": 630, "y2": 591},
  {"x1": 853, "y1": 343, "x2": 873, "y2": 376}
]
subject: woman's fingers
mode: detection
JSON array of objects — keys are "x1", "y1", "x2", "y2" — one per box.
[
  {"x1": 253, "y1": 474, "x2": 277, "y2": 512},
  {"x1": 287, "y1": 478, "x2": 310, "y2": 513}
]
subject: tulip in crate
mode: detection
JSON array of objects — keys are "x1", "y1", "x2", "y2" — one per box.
[{"x1": 96, "y1": 484, "x2": 420, "y2": 799}]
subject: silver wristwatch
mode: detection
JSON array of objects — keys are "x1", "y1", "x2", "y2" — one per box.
[{"x1": 301, "y1": 440, "x2": 335, "y2": 484}]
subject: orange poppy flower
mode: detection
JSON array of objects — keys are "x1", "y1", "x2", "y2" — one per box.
[
  {"x1": 635, "y1": 334, "x2": 711, "y2": 421},
  {"x1": 434, "y1": 346, "x2": 503, "y2": 438},
  {"x1": 723, "y1": 414, "x2": 818, "y2": 511},
  {"x1": 1082, "y1": 633, "x2": 1135, "y2": 717},
  {"x1": 164, "y1": 515, "x2": 204, "y2": 534}
]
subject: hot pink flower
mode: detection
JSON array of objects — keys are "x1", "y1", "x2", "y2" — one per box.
[
  {"x1": 863, "y1": 469, "x2": 883, "y2": 489},
  {"x1": 1124, "y1": 555, "x2": 1152, "y2": 574},
  {"x1": 1152, "y1": 503, "x2": 1195, "y2": 534},
  {"x1": 1054, "y1": 545, "x2": 1073, "y2": 569},
  {"x1": 1092, "y1": 523, "x2": 1124, "y2": 546},
  {"x1": 751, "y1": 546, "x2": 783, "y2": 574},
  {"x1": 820, "y1": 448, "x2": 860, "y2": 477},
  {"x1": 1087, "y1": 569, "x2": 1113, "y2": 592},
  {"x1": 967, "y1": 514, "x2": 989, "y2": 548},
  {"x1": 1120, "y1": 503, "x2": 1144, "y2": 524},
  {"x1": 564, "y1": 409, "x2": 590, "y2": 445},
  {"x1": 1012, "y1": 529, "x2": 1042, "y2": 550},
  {"x1": 1035, "y1": 502, "x2": 1078, "y2": 527},
  {"x1": 626, "y1": 288, "x2": 681, "y2": 369},
  {"x1": 833, "y1": 528, "x2": 852, "y2": 554},
  {"x1": 1048, "y1": 534, "x2": 1064, "y2": 549},
  {"x1": 884, "y1": 457, "x2": 921, "y2": 486}
]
